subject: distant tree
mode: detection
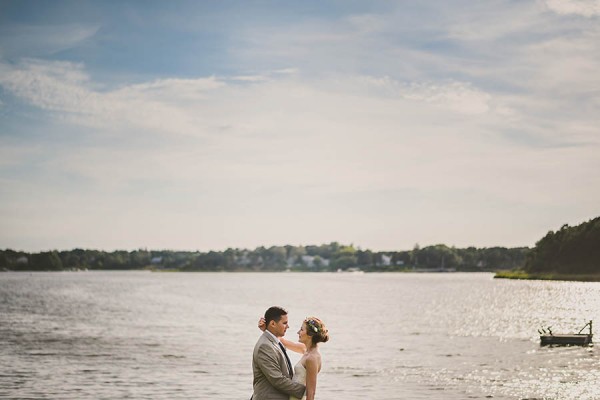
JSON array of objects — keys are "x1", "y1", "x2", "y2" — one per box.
[
  {"x1": 0, "y1": 251, "x2": 8, "y2": 269},
  {"x1": 305, "y1": 245, "x2": 319, "y2": 256},
  {"x1": 61, "y1": 252, "x2": 82, "y2": 269},
  {"x1": 525, "y1": 217, "x2": 600, "y2": 274},
  {"x1": 313, "y1": 256, "x2": 324, "y2": 270},
  {"x1": 414, "y1": 245, "x2": 460, "y2": 269},
  {"x1": 356, "y1": 250, "x2": 373, "y2": 267},
  {"x1": 264, "y1": 246, "x2": 287, "y2": 270},
  {"x1": 30, "y1": 251, "x2": 63, "y2": 271},
  {"x1": 222, "y1": 248, "x2": 237, "y2": 271},
  {"x1": 0, "y1": 238, "x2": 542, "y2": 273},
  {"x1": 411, "y1": 243, "x2": 420, "y2": 266},
  {"x1": 332, "y1": 255, "x2": 358, "y2": 270},
  {"x1": 372, "y1": 252, "x2": 383, "y2": 266},
  {"x1": 391, "y1": 251, "x2": 411, "y2": 266},
  {"x1": 314, "y1": 242, "x2": 340, "y2": 259},
  {"x1": 130, "y1": 249, "x2": 151, "y2": 268},
  {"x1": 104, "y1": 251, "x2": 130, "y2": 269}
]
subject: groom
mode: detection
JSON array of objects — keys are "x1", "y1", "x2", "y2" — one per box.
[{"x1": 252, "y1": 306, "x2": 306, "y2": 400}]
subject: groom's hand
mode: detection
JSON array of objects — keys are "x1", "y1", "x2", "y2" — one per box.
[{"x1": 258, "y1": 317, "x2": 266, "y2": 332}]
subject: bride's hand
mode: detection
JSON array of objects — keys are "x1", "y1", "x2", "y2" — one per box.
[{"x1": 258, "y1": 317, "x2": 266, "y2": 332}]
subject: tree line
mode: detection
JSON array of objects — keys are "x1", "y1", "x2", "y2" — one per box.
[
  {"x1": 524, "y1": 216, "x2": 600, "y2": 274},
  {"x1": 0, "y1": 242, "x2": 529, "y2": 272}
]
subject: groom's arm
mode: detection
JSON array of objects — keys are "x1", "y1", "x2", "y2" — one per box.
[{"x1": 256, "y1": 343, "x2": 306, "y2": 398}]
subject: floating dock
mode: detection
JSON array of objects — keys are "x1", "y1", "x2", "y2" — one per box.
[
  {"x1": 540, "y1": 320, "x2": 593, "y2": 346},
  {"x1": 540, "y1": 333, "x2": 592, "y2": 346}
]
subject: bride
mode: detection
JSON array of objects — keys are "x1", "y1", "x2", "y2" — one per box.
[{"x1": 259, "y1": 316, "x2": 329, "y2": 400}]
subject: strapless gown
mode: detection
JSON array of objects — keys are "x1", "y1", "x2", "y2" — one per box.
[{"x1": 290, "y1": 362, "x2": 306, "y2": 400}]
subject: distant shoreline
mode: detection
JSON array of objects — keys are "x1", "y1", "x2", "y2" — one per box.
[{"x1": 494, "y1": 270, "x2": 600, "y2": 282}]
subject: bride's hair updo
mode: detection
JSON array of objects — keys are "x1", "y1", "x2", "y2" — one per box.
[{"x1": 304, "y1": 317, "x2": 329, "y2": 344}]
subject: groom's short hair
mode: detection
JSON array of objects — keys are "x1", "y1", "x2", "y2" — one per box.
[{"x1": 264, "y1": 306, "x2": 287, "y2": 326}]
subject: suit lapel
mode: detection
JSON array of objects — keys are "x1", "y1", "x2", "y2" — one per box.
[
  {"x1": 263, "y1": 331, "x2": 282, "y2": 354},
  {"x1": 262, "y1": 331, "x2": 290, "y2": 376}
]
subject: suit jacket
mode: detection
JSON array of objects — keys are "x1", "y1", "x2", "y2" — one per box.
[{"x1": 252, "y1": 331, "x2": 305, "y2": 400}]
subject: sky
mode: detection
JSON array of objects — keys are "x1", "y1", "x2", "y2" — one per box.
[{"x1": 1, "y1": 0, "x2": 599, "y2": 252}]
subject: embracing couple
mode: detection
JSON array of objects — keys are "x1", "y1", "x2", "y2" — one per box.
[{"x1": 251, "y1": 306, "x2": 329, "y2": 400}]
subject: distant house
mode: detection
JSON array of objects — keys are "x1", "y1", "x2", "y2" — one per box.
[
  {"x1": 235, "y1": 252, "x2": 251, "y2": 266},
  {"x1": 150, "y1": 257, "x2": 163, "y2": 265},
  {"x1": 301, "y1": 255, "x2": 315, "y2": 267},
  {"x1": 16, "y1": 256, "x2": 28, "y2": 264},
  {"x1": 381, "y1": 255, "x2": 392, "y2": 266}
]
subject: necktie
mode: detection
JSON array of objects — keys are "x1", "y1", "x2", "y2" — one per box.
[{"x1": 278, "y1": 342, "x2": 293, "y2": 377}]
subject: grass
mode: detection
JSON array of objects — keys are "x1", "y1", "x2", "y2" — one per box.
[{"x1": 494, "y1": 270, "x2": 600, "y2": 282}]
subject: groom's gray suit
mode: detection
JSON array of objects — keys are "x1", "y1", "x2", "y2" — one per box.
[{"x1": 252, "y1": 331, "x2": 305, "y2": 400}]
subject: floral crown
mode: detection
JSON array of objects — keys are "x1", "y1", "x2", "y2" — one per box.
[{"x1": 304, "y1": 318, "x2": 320, "y2": 334}]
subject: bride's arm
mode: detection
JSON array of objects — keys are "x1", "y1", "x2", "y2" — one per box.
[
  {"x1": 258, "y1": 318, "x2": 306, "y2": 354},
  {"x1": 304, "y1": 356, "x2": 318, "y2": 400},
  {"x1": 279, "y1": 337, "x2": 306, "y2": 354}
]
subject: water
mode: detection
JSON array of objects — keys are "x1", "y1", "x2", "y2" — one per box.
[{"x1": 1, "y1": 271, "x2": 599, "y2": 399}]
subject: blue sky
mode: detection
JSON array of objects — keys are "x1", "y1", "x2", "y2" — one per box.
[{"x1": 1, "y1": 0, "x2": 599, "y2": 252}]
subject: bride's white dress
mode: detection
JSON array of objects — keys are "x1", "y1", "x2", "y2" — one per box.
[{"x1": 290, "y1": 362, "x2": 306, "y2": 400}]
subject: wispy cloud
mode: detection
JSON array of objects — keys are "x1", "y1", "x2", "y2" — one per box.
[
  {"x1": 544, "y1": 0, "x2": 600, "y2": 17},
  {"x1": 1, "y1": 59, "x2": 598, "y2": 250},
  {"x1": 0, "y1": 23, "x2": 99, "y2": 58},
  {"x1": 0, "y1": 59, "x2": 499, "y2": 138}
]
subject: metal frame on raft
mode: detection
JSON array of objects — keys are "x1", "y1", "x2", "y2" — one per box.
[{"x1": 539, "y1": 320, "x2": 593, "y2": 346}]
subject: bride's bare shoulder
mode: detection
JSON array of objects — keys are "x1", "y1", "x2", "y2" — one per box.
[{"x1": 304, "y1": 351, "x2": 322, "y2": 371}]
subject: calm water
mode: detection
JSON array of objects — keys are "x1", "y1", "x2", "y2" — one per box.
[{"x1": 1, "y1": 271, "x2": 600, "y2": 399}]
